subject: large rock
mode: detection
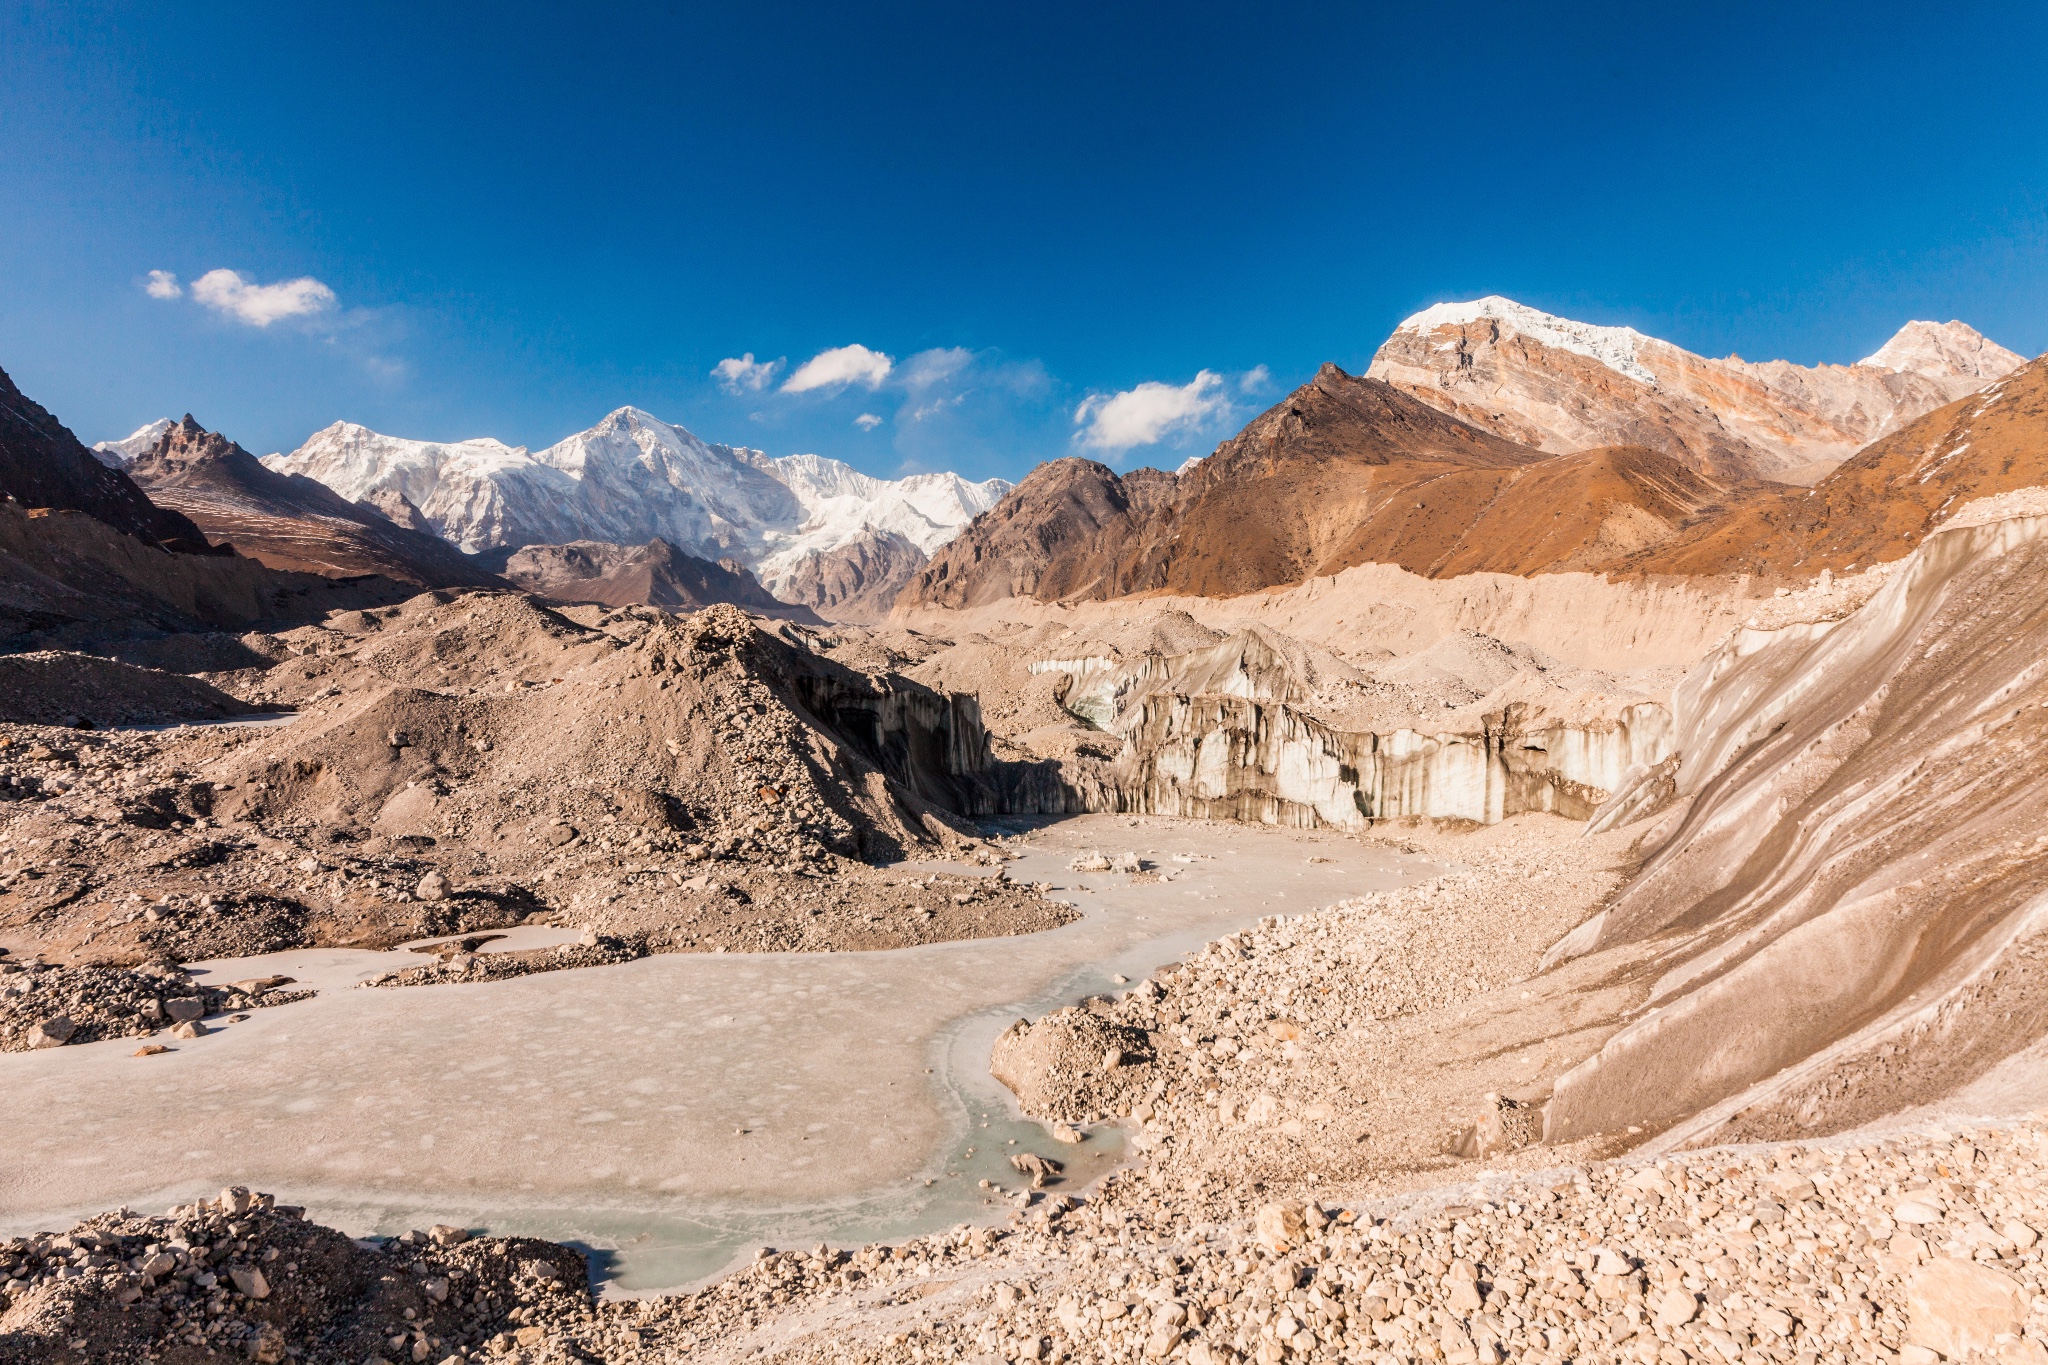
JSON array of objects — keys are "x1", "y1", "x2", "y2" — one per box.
[
  {"x1": 1905, "y1": 1257, "x2": 2027, "y2": 1359},
  {"x1": 28, "y1": 1014, "x2": 75, "y2": 1048}
]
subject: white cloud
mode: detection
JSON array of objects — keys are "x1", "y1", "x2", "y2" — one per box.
[
  {"x1": 189, "y1": 268, "x2": 337, "y2": 326},
  {"x1": 712, "y1": 352, "x2": 782, "y2": 394},
  {"x1": 1239, "y1": 364, "x2": 1272, "y2": 393},
  {"x1": 144, "y1": 270, "x2": 183, "y2": 299},
  {"x1": 782, "y1": 343, "x2": 894, "y2": 393},
  {"x1": 1073, "y1": 370, "x2": 1231, "y2": 452},
  {"x1": 902, "y1": 347, "x2": 974, "y2": 389},
  {"x1": 854, "y1": 413, "x2": 883, "y2": 430}
]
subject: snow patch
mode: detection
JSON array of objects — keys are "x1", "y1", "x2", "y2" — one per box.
[
  {"x1": 91, "y1": 418, "x2": 174, "y2": 467},
  {"x1": 1396, "y1": 296, "x2": 1660, "y2": 387}
]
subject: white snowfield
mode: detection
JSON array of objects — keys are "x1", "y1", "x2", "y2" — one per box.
[{"x1": 258, "y1": 408, "x2": 1011, "y2": 586}]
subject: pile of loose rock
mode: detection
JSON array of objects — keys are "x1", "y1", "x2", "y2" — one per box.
[
  {"x1": 0, "y1": 958, "x2": 304, "y2": 1052},
  {"x1": 0, "y1": 1186, "x2": 590, "y2": 1365}
]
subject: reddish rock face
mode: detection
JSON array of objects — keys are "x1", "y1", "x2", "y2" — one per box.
[{"x1": 1367, "y1": 298, "x2": 2022, "y2": 484}]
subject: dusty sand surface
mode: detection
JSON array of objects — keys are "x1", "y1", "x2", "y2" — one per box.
[{"x1": 0, "y1": 815, "x2": 1425, "y2": 1288}]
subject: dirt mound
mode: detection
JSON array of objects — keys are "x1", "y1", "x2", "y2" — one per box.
[
  {"x1": 0, "y1": 652, "x2": 255, "y2": 726},
  {"x1": 991, "y1": 1003, "x2": 1157, "y2": 1122},
  {"x1": 0, "y1": 595, "x2": 1080, "y2": 975},
  {"x1": 126, "y1": 416, "x2": 503, "y2": 588}
]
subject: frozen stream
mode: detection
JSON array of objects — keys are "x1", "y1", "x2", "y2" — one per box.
[{"x1": 0, "y1": 815, "x2": 1431, "y2": 1288}]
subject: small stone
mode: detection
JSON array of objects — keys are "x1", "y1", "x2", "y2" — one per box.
[
  {"x1": 428, "y1": 1224, "x2": 471, "y2": 1246},
  {"x1": 1447, "y1": 1278, "x2": 1483, "y2": 1312},
  {"x1": 1652, "y1": 1287, "x2": 1699, "y2": 1327},
  {"x1": 1009, "y1": 1152, "x2": 1063, "y2": 1188},
  {"x1": 1894, "y1": 1199, "x2": 1943, "y2": 1224},
  {"x1": 230, "y1": 1265, "x2": 269, "y2": 1299},
  {"x1": 415, "y1": 871, "x2": 448, "y2": 901},
  {"x1": 170, "y1": 1020, "x2": 206, "y2": 1039},
  {"x1": 165, "y1": 996, "x2": 205, "y2": 1023},
  {"x1": 1254, "y1": 1203, "x2": 1306, "y2": 1253},
  {"x1": 133, "y1": 1043, "x2": 169, "y2": 1057},
  {"x1": 1051, "y1": 1122, "x2": 1085, "y2": 1144},
  {"x1": 546, "y1": 824, "x2": 578, "y2": 847},
  {"x1": 1102, "y1": 1047, "x2": 1124, "y2": 1069}
]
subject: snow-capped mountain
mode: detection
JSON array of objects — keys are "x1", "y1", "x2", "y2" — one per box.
[
  {"x1": 91, "y1": 418, "x2": 174, "y2": 467},
  {"x1": 748, "y1": 452, "x2": 1011, "y2": 587},
  {"x1": 257, "y1": 408, "x2": 1010, "y2": 588},
  {"x1": 1367, "y1": 296, "x2": 2023, "y2": 482}
]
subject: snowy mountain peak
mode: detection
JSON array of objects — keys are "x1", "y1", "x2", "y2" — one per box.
[
  {"x1": 91, "y1": 418, "x2": 175, "y2": 467},
  {"x1": 1396, "y1": 296, "x2": 1660, "y2": 387},
  {"x1": 267, "y1": 409, "x2": 1010, "y2": 592},
  {"x1": 1857, "y1": 320, "x2": 2027, "y2": 383}
]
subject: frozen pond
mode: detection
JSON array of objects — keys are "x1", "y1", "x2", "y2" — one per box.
[{"x1": 0, "y1": 815, "x2": 1433, "y2": 1288}]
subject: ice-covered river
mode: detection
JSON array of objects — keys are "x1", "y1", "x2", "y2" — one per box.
[{"x1": 0, "y1": 815, "x2": 1431, "y2": 1288}]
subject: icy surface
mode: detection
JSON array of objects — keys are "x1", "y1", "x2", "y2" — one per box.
[
  {"x1": 0, "y1": 816, "x2": 1420, "y2": 1289},
  {"x1": 1397, "y1": 296, "x2": 1661, "y2": 387}
]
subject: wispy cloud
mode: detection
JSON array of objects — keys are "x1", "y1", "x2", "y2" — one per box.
[
  {"x1": 902, "y1": 347, "x2": 974, "y2": 390},
  {"x1": 854, "y1": 413, "x2": 883, "y2": 430},
  {"x1": 143, "y1": 269, "x2": 183, "y2": 299},
  {"x1": 1073, "y1": 370, "x2": 1232, "y2": 453},
  {"x1": 712, "y1": 353, "x2": 782, "y2": 394},
  {"x1": 1239, "y1": 364, "x2": 1272, "y2": 393},
  {"x1": 187, "y1": 269, "x2": 337, "y2": 327},
  {"x1": 783, "y1": 343, "x2": 894, "y2": 393}
]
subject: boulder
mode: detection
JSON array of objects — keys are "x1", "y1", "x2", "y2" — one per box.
[
  {"x1": 29, "y1": 1015, "x2": 75, "y2": 1048},
  {"x1": 1905, "y1": 1257, "x2": 2027, "y2": 1360}
]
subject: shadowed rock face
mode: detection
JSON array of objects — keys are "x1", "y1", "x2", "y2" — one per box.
[
  {"x1": 0, "y1": 365, "x2": 211, "y2": 551},
  {"x1": 126, "y1": 417, "x2": 504, "y2": 588},
  {"x1": 502, "y1": 537, "x2": 819, "y2": 620},
  {"x1": 1546, "y1": 503, "x2": 2048, "y2": 1147},
  {"x1": 771, "y1": 527, "x2": 927, "y2": 622}
]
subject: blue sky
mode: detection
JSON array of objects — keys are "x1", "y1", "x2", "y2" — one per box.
[{"x1": 3, "y1": 1, "x2": 2044, "y2": 483}]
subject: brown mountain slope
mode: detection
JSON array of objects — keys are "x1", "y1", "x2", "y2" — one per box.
[
  {"x1": 128, "y1": 417, "x2": 503, "y2": 588},
  {"x1": 905, "y1": 367, "x2": 1727, "y2": 608},
  {"x1": 1619, "y1": 351, "x2": 2048, "y2": 577},
  {"x1": 503, "y1": 538, "x2": 820, "y2": 620},
  {"x1": 0, "y1": 365, "x2": 212, "y2": 551},
  {"x1": 1415, "y1": 444, "x2": 1743, "y2": 576},
  {"x1": 904, "y1": 459, "x2": 1176, "y2": 610}
]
